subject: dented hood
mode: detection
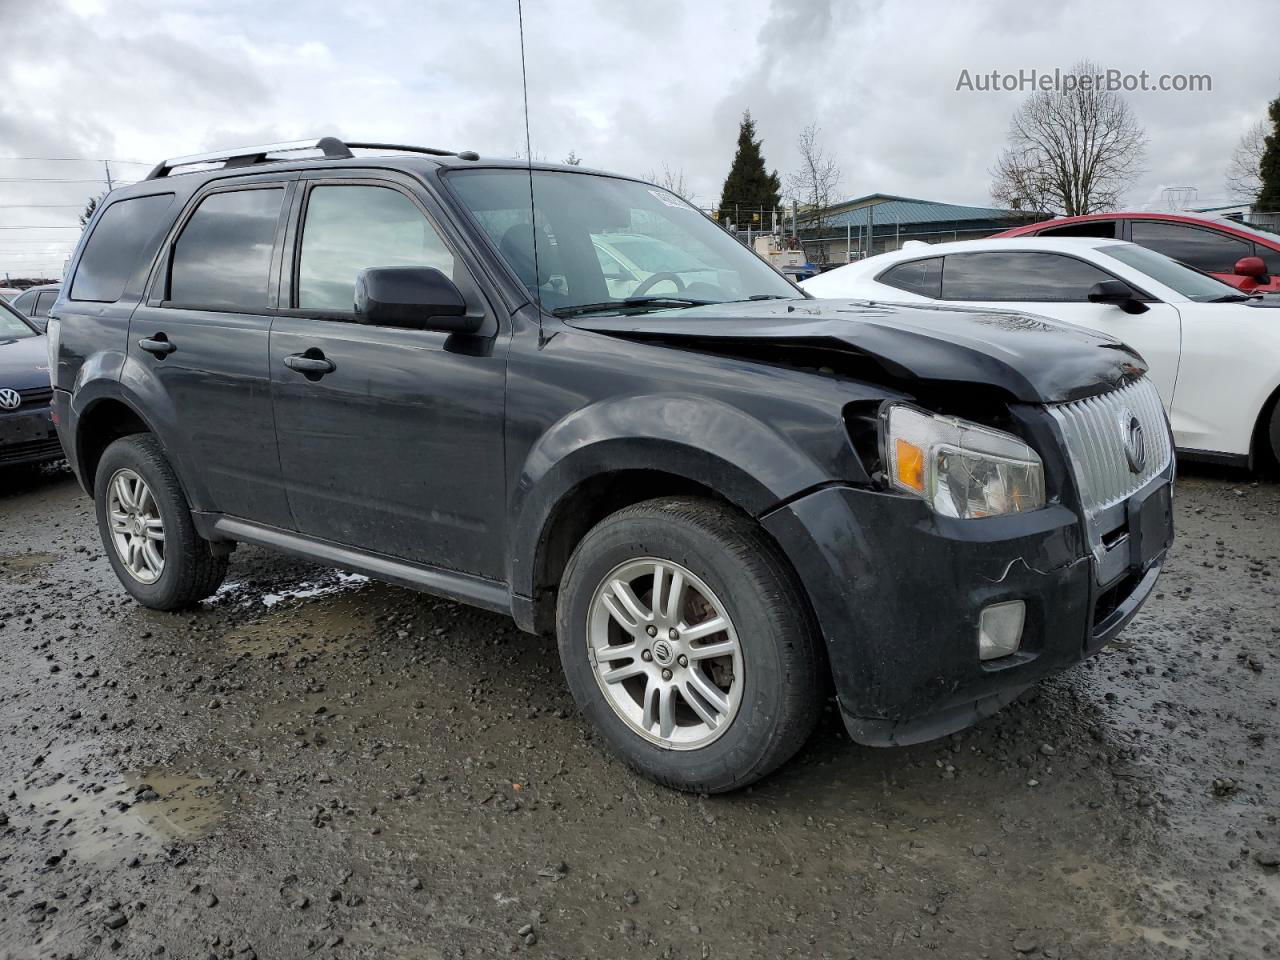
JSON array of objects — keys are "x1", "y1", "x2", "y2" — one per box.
[{"x1": 567, "y1": 298, "x2": 1146, "y2": 404}]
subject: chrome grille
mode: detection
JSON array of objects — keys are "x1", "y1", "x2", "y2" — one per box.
[{"x1": 1047, "y1": 377, "x2": 1172, "y2": 518}]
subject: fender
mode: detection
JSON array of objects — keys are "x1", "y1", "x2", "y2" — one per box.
[
  {"x1": 71, "y1": 365, "x2": 213, "y2": 509},
  {"x1": 506, "y1": 392, "x2": 839, "y2": 599}
]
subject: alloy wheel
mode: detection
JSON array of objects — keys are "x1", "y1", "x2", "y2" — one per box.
[
  {"x1": 587, "y1": 557, "x2": 743, "y2": 750},
  {"x1": 106, "y1": 468, "x2": 165, "y2": 584}
]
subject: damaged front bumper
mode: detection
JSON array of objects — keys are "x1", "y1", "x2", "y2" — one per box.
[{"x1": 760, "y1": 467, "x2": 1173, "y2": 747}]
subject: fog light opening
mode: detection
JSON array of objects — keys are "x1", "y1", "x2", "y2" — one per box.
[{"x1": 979, "y1": 600, "x2": 1025, "y2": 661}]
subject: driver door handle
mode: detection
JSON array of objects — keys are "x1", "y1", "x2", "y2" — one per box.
[
  {"x1": 138, "y1": 335, "x2": 176, "y2": 356},
  {"x1": 284, "y1": 352, "x2": 336, "y2": 376}
]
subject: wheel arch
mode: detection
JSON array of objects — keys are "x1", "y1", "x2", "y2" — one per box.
[{"x1": 74, "y1": 394, "x2": 156, "y2": 496}]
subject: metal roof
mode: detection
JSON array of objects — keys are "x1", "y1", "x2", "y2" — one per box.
[{"x1": 806, "y1": 194, "x2": 1028, "y2": 229}]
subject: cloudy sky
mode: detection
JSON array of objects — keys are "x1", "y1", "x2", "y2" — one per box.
[{"x1": 1, "y1": 0, "x2": 1274, "y2": 279}]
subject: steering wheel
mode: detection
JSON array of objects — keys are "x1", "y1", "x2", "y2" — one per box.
[{"x1": 631, "y1": 272, "x2": 686, "y2": 297}]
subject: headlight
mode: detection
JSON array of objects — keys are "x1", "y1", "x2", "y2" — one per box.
[{"x1": 884, "y1": 404, "x2": 1045, "y2": 518}]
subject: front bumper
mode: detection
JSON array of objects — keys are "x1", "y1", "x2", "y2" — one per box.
[
  {"x1": 760, "y1": 469, "x2": 1173, "y2": 747},
  {"x1": 0, "y1": 394, "x2": 61, "y2": 467}
]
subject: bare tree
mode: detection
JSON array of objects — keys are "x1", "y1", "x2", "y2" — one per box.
[
  {"x1": 990, "y1": 59, "x2": 1146, "y2": 216},
  {"x1": 1225, "y1": 119, "x2": 1267, "y2": 200},
  {"x1": 787, "y1": 122, "x2": 841, "y2": 235},
  {"x1": 646, "y1": 163, "x2": 694, "y2": 202}
]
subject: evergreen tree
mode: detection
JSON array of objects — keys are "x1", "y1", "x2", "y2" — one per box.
[
  {"x1": 1257, "y1": 95, "x2": 1280, "y2": 210},
  {"x1": 718, "y1": 110, "x2": 781, "y2": 220}
]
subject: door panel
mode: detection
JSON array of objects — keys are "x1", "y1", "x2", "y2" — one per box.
[
  {"x1": 269, "y1": 319, "x2": 506, "y2": 576},
  {"x1": 1163, "y1": 303, "x2": 1277, "y2": 455},
  {"x1": 127, "y1": 304, "x2": 291, "y2": 524}
]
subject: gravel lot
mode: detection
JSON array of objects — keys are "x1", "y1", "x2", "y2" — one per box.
[{"x1": 1, "y1": 465, "x2": 1277, "y2": 960}]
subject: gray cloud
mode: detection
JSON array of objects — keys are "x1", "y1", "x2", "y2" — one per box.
[{"x1": 0, "y1": 0, "x2": 1274, "y2": 277}]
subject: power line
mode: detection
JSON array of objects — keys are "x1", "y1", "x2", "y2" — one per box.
[
  {"x1": 0, "y1": 204, "x2": 84, "y2": 208},
  {"x1": 0, "y1": 157, "x2": 151, "y2": 165},
  {"x1": 0, "y1": 226, "x2": 83, "y2": 230},
  {"x1": 0, "y1": 177, "x2": 115, "y2": 183}
]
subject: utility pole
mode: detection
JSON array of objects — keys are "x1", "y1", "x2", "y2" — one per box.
[{"x1": 103, "y1": 160, "x2": 114, "y2": 192}]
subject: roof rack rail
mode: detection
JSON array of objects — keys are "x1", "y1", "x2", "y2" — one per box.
[
  {"x1": 345, "y1": 142, "x2": 480, "y2": 162},
  {"x1": 145, "y1": 137, "x2": 478, "y2": 180}
]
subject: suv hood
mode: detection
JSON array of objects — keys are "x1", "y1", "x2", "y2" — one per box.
[
  {"x1": 568, "y1": 298, "x2": 1146, "y2": 404},
  {"x1": 0, "y1": 334, "x2": 51, "y2": 392}
]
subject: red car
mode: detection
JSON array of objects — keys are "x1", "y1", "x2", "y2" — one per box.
[{"x1": 993, "y1": 212, "x2": 1280, "y2": 294}]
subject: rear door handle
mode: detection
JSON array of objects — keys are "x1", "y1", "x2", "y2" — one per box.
[
  {"x1": 284, "y1": 352, "x2": 336, "y2": 376},
  {"x1": 138, "y1": 335, "x2": 176, "y2": 356}
]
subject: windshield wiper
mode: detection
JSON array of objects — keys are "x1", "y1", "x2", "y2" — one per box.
[
  {"x1": 1206, "y1": 293, "x2": 1255, "y2": 303},
  {"x1": 551, "y1": 296, "x2": 713, "y2": 318}
]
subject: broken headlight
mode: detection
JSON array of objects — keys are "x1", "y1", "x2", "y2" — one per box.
[{"x1": 884, "y1": 405, "x2": 1045, "y2": 518}]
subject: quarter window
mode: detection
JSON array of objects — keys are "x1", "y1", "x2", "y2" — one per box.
[
  {"x1": 297, "y1": 185, "x2": 455, "y2": 313},
  {"x1": 70, "y1": 193, "x2": 175, "y2": 303},
  {"x1": 1129, "y1": 221, "x2": 1253, "y2": 274},
  {"x1": 941, "y1": 252, "x2": 1118, "y2": 301},
  {"x1": 169, "y1": 188, "x2": 284, "y2": 311},
  {"x1": 879, "y1": 257, "x2": 942, "y2": 298}
]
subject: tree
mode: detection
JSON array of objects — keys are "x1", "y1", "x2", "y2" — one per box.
[
  {"x1": 80, "y1": 193, "x2": 103, "y2": 227},
  {"x1": 645, "y1": 163, "x2": 693, "y2": 202},
  {"x1": 1226, "y1": 118, "x2": 1267, "y2": 200},
  {"x1": 1257, "y1": 96, "x2": 1280, "y2": 210},
  {"x1": 990, "y1": 59, "x2": 1146, "y2": 215},
  {"x1": 564, "y1": 150, "x2": 582, "y2": 166},
  {"x1": 718, "y1": 110, "x2": 781, "y2": 222},
  {"x1": 787, "y1": 122, "x2": 841, "y2": 236}
]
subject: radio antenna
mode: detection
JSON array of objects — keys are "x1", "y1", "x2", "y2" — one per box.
[{"x1": 516, "y1": 0, "x2": 543, "y2": 324}]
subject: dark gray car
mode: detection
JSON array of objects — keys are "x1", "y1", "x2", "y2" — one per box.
[{"x1": 49, "y1": 138, "x2": 1175, "y2": 792}]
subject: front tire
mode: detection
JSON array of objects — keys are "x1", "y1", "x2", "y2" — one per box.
[
  {"x1": 556, "y1": 496, "x2": 824, "y2": 793},
  {"x1": 94, "y1": 434, "x2": 228, "y2": 610},
  {"x1": 1266, "y1": 400, "x2": 1280, "y2": 472}
]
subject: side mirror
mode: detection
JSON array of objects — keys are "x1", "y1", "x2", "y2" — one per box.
[
  {"x1": 1234, "y1": 256, "x2": 1270, "y2": 281},
  {"x1": 1087, "y1": 279, "x2": 1148, "y2": 314},
  {"x1": 354, "y1": 266, "x2": 480, "y2": 333}
]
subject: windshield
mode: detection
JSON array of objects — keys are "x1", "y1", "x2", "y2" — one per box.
[
  {"x1": 1099, "y1": 243, "x2": 1247, "y2": 301},
  {"x1": 445, "y1": 169, "x2": 798, "y2": 315},
  {"x1": 0, "y1": 299, "x2": 36, "y2": 340}
]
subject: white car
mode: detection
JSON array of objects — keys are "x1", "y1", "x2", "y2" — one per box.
[{"x1": 802, "y1": 237, "x2": 1280, "y2": 466}]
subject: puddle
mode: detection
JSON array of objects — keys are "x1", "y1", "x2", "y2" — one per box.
[
  {"x1": 11, "y1": 758, "x2": 222, "y2": 866},
  {"x1": 0, "y1": 550, "x2": 56, "y2": 578},
  {"x1": 207, "y1": 570, "x2": 369, "y2": 610},
  {"x1": 223, "y1": 588, "x2": 379, "y2": 658}
]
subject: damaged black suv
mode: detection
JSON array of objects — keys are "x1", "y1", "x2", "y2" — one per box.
[{"x1": 48, "y1": 138, "x2": 1174, "y2": 792}]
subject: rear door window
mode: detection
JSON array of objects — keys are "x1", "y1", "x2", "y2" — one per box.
[
  {"x1": 168, "y1": 188, "x2": 284, "y2": 311},
  {"x1": 941, "y1": 252, "x2": 1118, "y2": 301},
  {"x1": 878, "y1": 257, "x2": 942, "y2": 298},
  {"x1": 1129, "y1": 221, "x2": 1254, "y2": 274},
  {"x1": 70, "y1": 193, "x2": 175, "y2": 303},
  {"x1": 33, "y1": 290, "x2": 58, "y2": 318}
]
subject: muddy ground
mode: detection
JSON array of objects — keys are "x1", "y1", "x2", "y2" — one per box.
[{"x1": 1, "y1": 465, "x2": 1277, "y2": 960}]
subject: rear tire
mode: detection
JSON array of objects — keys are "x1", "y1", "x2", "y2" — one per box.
[
  {"x1": 556, "y1": 496, "x2": 824, "y2": 793},
  {"x1": 94, "y1": 434, "x2": 227, "y2": 610}
]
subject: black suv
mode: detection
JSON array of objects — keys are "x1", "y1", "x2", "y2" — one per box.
[{"x1": 48, "y1": 138, "x2": 1174, "y2": 792}]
